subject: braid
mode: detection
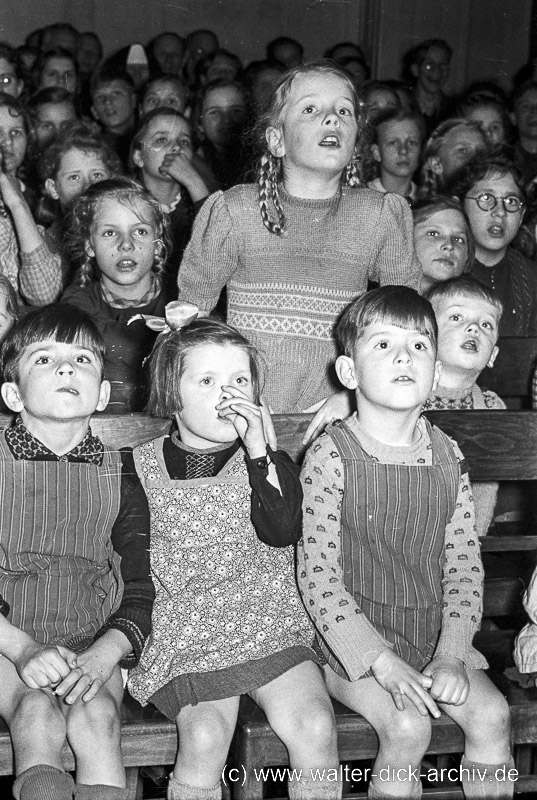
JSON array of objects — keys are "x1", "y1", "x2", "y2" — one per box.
[
  {"x1": 258, "y1": 152, "x2": 286, "y2": 236},
  {"x1": 418, "y1": 161, "x2": 441, "y2": 200},
  {"x1": 74, "y1": 254, "x2": 96, "y2": 288},
  {"x1": 344, "y1": 149, "x2": 363, "y2": 188}
]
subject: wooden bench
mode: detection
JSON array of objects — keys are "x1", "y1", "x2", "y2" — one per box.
[
  {"x1": 0, "y1": 411, "x2": 536, "y2": 798},
  {"x1": 477, "y1": 336, "x2": 537, "y2": 409}
]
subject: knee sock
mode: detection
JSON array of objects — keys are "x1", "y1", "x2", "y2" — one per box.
[
  {"x1": 74, "y1": 786, "x2": 128, "y2": 800},
  {"x1": 368, "y1": 777, "x2": 422, "y2": 799},
  {"x1": 460, "y1": 756, "x2": 516, "y2": 800},
  {"x1": 288, "y1": 774, "x2": 342, "y2": 799},
  {"x1": 13, "y1": 764, "x2": 74, "y2": 800},
  {"x1": 167, "y1": 775, "x2": 222, "y2": 800}
]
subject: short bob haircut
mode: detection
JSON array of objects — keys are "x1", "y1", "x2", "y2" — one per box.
[
  {"x1": 412, "y1": 195, "x2": 476, "y2": 273},
  {"x1": 146, "y1": 317, "x2": 263, "y2": 418},
  {"x1": 336, "y1": 286, "x2": 438, "y2": 358},
  {"x1": 0, "y1": 303, "x2": 106, "y2": 383},
  {"x1": 426, "y1": 276, "x2": 504, "y2": 326}
]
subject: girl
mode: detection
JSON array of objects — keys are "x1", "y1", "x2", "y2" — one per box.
[
  {"x1": 368, "y1": 107, "x2": 425, "y2": 203},
  {"x1": 62, "y1": 178, "x2": 173, "y2": 412},
  {"x1": 0, "y1": 93, "x2": 65, "y2": 303},
  {"x1": 27, "y1": 87, "x2": 79, "y2": 153},
  {"x1": 194, "y1": 78, "x2": 250, "y2": 190},
  {"x1": 419, "y1": 118, "x2": 487, "y2": 198},
  {"x1": 128, "y1": 311, "x2": 339, "y2": 800},
  {"x1": 447, "y1": 148, "x2": 537, "y2": 336},
  {"x1": 31, "y1": 48, "x2": 78, "y2": 96},
  {"x1": 458, "y1": 96, "x2": 509, "y2": 148},
  {"x1": 19, "y1": 125, "x2": 121, "y2": 305},
  {"x1": 412, "y1": 196, "x2": 474, "y2": 292},
  {"x1": 131, "y1": 108, "x2": 210, "y2": 286},
  {"x1": 178, "y1": 61, "x2": 421, "y2": 434}
]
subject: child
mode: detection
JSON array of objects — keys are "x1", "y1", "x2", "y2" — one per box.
[
  {"x1": 368, "y1": 108, "x2": 425, "y2": 203},
  {"x1": 90, "y1": 67, "x2": 137, "y2": 170},
  {"x1": 62, "y1": 177, "x2": 173, "y2": 412},
  {"x1": 0, "y1": 93, "x2": 64, "y2": 301},
  {"x1": 178, "y1": 61, "x2": 421, "y2": 428},
  {"x1": 139, "y1": 74, "x2": 188, "y2": 118},
  {"x1": 510, "y1": 81, "x2": 537, "y2": 186},
  {"x1": 298, "y1": 286, "x2": 514, "y2": 800},
  {"x1": 127, "y1": 310, "x2": 339, "y2": 800},
  {"x1": 424, "y1": 277, "x2": 505, "y2": 536},
  {"x1": 0, "y1": 303, "x2": 154, "y2": 800},
  {"x1": 447, "y1": 148, "x2": 537, "y2": 335},
  {"x1": 458, "y1": 95, "x2": 508, "y2": 149},
  {"x1": 27, "y1": 87, "x2": 79, "y2": 154},
  {"x1": 131, "y1": 108, "x2": 210, "y2": 286},
  {"x1": 412, "y1": 196, "x2": 474, "y2": 292},
  {"x1": 405, "y1": 38, "x2": 453, "y2": 135},
  {"x1": 419, "y1": 118, "x2": 487, "y2": 198}
]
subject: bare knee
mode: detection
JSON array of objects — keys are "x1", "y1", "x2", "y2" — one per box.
[
  {"x1": 67, "y1": 691, "x2": 121, "y2": 747},
  {"x1": 180, "y1": 706, "x2": 234, "y2": 761},
  {"x1": 270, "y1": 696, "x2": 337, "y2": 751},
  {"x1": 377, "y1": 707, "x2": 432, "y2": 756},
  {"x1": 11, "y1": 690, "x2": 66, "y2": 750},
  {"x1": 465, "y1": 691, "x2": 510, "y2": 744}
]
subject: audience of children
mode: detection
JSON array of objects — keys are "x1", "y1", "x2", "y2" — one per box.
[
  {"x1": 424, "y1": 277, "x2": 505, "y2": 536},
  {"x1": 447, "y1": 148, "x2": 537, "y2": 335},
  {"x1": 61, "y1": 177, "x2": 173, "y2": 412},
  {"x1": 128, "y1": 310, "x2": 340, "y2": 800},
  {"x1": 412, "y1": 196, "x2": 474, "y2": 292},
  {"x1": 298, "y1": 286, "x2": 513, "y2": 800},
  {"x1": 0, "y1": 303, "x2": 154, "y2": 800}
]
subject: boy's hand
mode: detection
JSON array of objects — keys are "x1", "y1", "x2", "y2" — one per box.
[
  {"x1": 53, "y1": 635, "x2": 125, "y2": 704},
  {"x1": 216, "y1": 385, "x2": 267, "y2": 458},
  {"x1": 14, "y1": 641, "x2": 77, "y2": 689},
  {"x1": 422, "y1": 655, "x2": 469, "y2": 706},
  {"x1": 301, "y1": 390, "x2": 354, "y2": 446},
  {"x1": 372, "y1": 649, "x2": 440, "y2": 718}
]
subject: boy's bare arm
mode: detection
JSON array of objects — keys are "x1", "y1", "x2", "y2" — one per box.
[{"x1": 0, "y1": 614, "x2": 76, "y2": 689}]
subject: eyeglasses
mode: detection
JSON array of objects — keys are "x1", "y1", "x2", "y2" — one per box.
[{"x1": 465, "y1": 192, "x2": 524, "y2": 214}]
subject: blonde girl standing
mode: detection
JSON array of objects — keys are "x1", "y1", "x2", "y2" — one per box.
[{"x1": 177, "y1": 61, "x2": 421, "y2": 437}]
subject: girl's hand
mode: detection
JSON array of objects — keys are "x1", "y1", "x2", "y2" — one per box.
[
  {"x1": 216, "y1": 385, "x2": 266, "y2": 458},
  {"x1": 0, "y1": 164, "x2": 26, "y2": 211},
  {"x1": 371, "y1": 650, "x2": 440, "y2": 718},
  {"x1": 159, "y1": 151, "x2": 195, "y2": 182},
  {"x1": 301, "y1": 390, "x2": 354, "y2": 446},
  {"x1": 422, "y1": 656, "x2": 469, "y2": 706},
  {"x1": 13, "y1": 641, "x2": 77, "y2": 689},
  {"x1": 53, "y1": 635, "x2": 125, "y2": 704}
]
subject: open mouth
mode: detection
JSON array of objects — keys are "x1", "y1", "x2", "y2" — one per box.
[
  {"x1": 461, "y1": 338, "x2": 478, "y2": 352},
  {"x1": 319, "y1": 134, "x2": 340, "y2": 147},
  {"x1": 393, "y1": 375, "x2": 414, "y2": 383},
  {"x1": 434, "y1": 258, "x2": 455, "y2": 268},
  {"x1": 117, "y1": 259, "x2": 137, "y2": 270},
  {"x1": 58, "y1": 387, "x2": 79, "y2": 395},
  {"x1": 487, "y1": 225, "x2": 505, "y2": 237}
]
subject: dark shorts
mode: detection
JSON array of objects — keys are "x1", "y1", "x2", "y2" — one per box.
[{"x1": 148, "y1": 645, "x2": 319, "y2": 721}]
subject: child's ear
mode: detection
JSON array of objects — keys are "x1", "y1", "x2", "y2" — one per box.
[
  {"x1": 428, "y1": 156, "x2": 444, "y2": 176},
  {"x1": 432, "y1": 359, "x2": 442, "y2": 393},
  {"x1": 96, "y1": 380, "x2": 111, "y2": 413},
  {"x1": 487, "y1": 345, "x2": 499, "y2": 369},
  {"x1": 371, "y1": 143, "x2": 381, "y2": 163},
  {"x1": 1, "y1": 382, "x2": 24, "y2": 413},
  {"x1": 335, "y1": 355, "x2": 358, "y2": 391},
  {"x1": 132, "y1": 149, "x2": 144, "y2": 169},
  {"x1": 44, "y1": 178, "x2": 60, "y2": 201},
  {"x1": 266, "y1": 126, "x2": 285, "y2": 158}
]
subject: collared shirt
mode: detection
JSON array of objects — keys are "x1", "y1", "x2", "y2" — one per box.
[{"x1": 6, "y1": 416, "x2": 104, "y2": 464}]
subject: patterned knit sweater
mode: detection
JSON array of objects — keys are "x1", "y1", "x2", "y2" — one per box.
[
  {"x1": 423, "y1": 383, "x2": 505, "y2": 536},
  {"x1": 178, "y1": 184, "x2": 421, "y2": 412}
]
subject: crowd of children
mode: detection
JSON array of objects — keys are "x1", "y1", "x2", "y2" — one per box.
[{"x1": 1, "y1": 17, "x2": 537, "y2": 800}]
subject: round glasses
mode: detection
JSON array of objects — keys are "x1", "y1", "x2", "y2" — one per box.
[{"x1": 465, "y1": 192, "x2": 524, "y2": 213}]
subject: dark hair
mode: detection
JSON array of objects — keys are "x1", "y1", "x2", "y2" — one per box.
[
  {"x1": 0, "y1": 42, "x2": 24, "y2": 81},
  {"x1": 372, "y1": 106, "x2": 426, "y2": 144},
  {"x1": 196, "y1": 48, "x2": 242, "y2": 85},
  {"x1": 0, "y1": 303, "x2": 106, "y2": 382},
  {"x1": 426, "y1": 276, "x2": 504, "y2": 324},
  {"x1": 64, "y1": 177, "x2": 170, "y2": 285},
  {"x1": 336, "y1": 286, "x2": 438, "y2": 356},
  {"x1": 0, "y1": 91, "x2": 29, "y2": 134},
  {"x1": 90, "y1": 65, "x2": 135, "y2": 98},
  {"x1": 38, "y1": 123, "x2": 122, "y2": 184},
  {"x1": 266, "y1": 37, "x2": 303, "y2": 64},
  {"x1": 146, "y1": 317, "x2": 263, "y2": 417},
  {"x1": 26, "y1": 86, "x2": 76, "y2": 131},
  {"x1": 324, "y1": 41, "x2": 366, "y2": 63},
  {"x1": 31, "y1": 48, "x2": 77, "y2": 94},
  {"x1": 412, "y1": 195, "x2": 475, "y2": 272},
  {"x1": 511, "y1": 79, "x2": 537, "y2": 109},
  {"x1": 140, "y1": 73, "x2": 188, "y2": 115},
  {"x1": 445, "y1": 145, "x2": 525, "y2": 202},
  {"x1": 406, "y1": 38, "x2": 452, "y2": 72}
]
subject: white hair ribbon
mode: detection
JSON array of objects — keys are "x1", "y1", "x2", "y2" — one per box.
[{"x1": 128, "y1": 300, "x2": 199, "y2": 332}]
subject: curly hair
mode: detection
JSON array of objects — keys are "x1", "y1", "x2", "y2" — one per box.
[
  {"x1": 37, "y1": 123, "x2": 121, "y2": 184},
  {"x1": 64, "y1": 177, "x2": 171, "y2": 286},
  {"x1": 252, "y1": 60, "x2": 365, "y2": 236}
]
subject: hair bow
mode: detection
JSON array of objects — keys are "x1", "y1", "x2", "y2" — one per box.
[{"x1": 128, "y1": 300, "x2": 199, "y2": 332}]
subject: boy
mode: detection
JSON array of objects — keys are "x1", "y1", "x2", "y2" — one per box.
[
  {"x1": 298, "y1": 286, "x2": 514, "y2": 799},
  {"x1": 0, "y1": 304, "x2": 154, "y2": 800},
  {"x1": 509, "y1": 81, "x2": 537, "y2": 185},
  {"x1": 447, "y1": 148, "x2": 537, "y2": 336},
  {"x1": 91, "y1": 67, "x2": 137, "y2": 170},
  {"x1": 425, "y1": 276, "x2": 504, "y2": 536},
  {"x1": 369, "y1": 108, "x2": 425, "y2": 204}
]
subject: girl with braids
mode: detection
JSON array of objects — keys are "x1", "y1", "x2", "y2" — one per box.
[
  {"x1": 61, "y1": 177, "x2": 174, "y2": 412},
  {"x1": 131, "y1": 107, "x2": 210, "y2": 289},
  {"x1": 177, "y1": 61, "x2": 422, "y2": 440}
]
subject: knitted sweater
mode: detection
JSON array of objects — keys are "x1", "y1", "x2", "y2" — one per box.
[
  {"x1": 178, "y1": 184, "x2": 421, "y2": 413},
  {"x1": 297, "y1": 414, "x2": 486, "y2": 681},
  {"x1": 423, "y1": 383, "x2": 505, "y2": 536}
]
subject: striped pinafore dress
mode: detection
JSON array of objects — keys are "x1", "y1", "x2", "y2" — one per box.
[{"x1": 322, "y1": 419, "x2": 461, "y2": 679}]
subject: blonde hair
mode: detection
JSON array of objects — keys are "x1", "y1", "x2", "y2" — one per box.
[
  {"x1": 253, "y1": 60, "x2": 365, "y2": 236},
  {"x1": 419, "y1": 117, "x2": 484, "y2": 198}
]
